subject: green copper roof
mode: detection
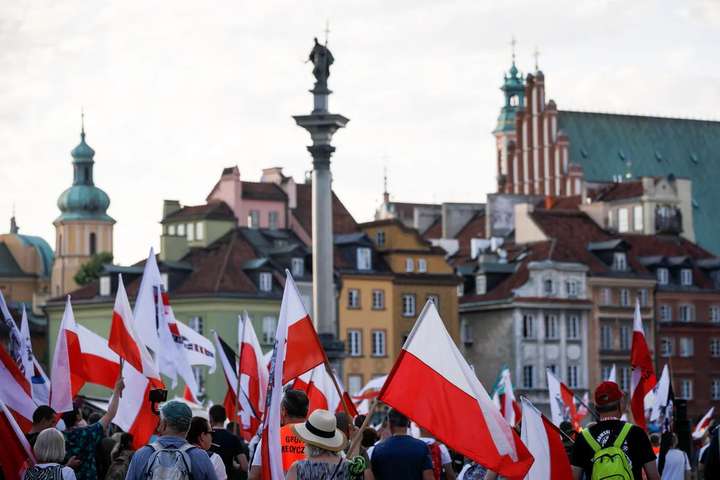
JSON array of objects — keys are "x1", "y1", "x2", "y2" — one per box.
[
  {"x1": 17, "y1": 235, "x2": 54, "y2": 277},
  {"x1": 494, "y1": 62, "x2": 525, "y2": 134},
  {"x1": 56, "y1": 129, "x2": 114, "y2": 224},
  {"x1": 0, "y1": 243, "x2": 29, "y2": 277},
  {"x1": 557, "y1": 110, "x2": 720, "y2": 254}
]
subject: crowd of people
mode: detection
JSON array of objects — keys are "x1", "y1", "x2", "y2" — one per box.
[{"x1": 13, "y1": 379, "x2": 720, "y2": 480}]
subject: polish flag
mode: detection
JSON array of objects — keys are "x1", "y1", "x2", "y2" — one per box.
[
  {"x1": 280, "y1": 272, "x2": 326, "y2": 384},
  {"x1": 0, "y1": 344, "x2": 35, "y2": 432},
  {"x1": 50, "y1": 297, "x2": 86, "y2": 412},
  {"x1": 113, "y1": 361, "x2": 164, "y2": 449},
  {"x1": 77, "y1": 325, "x2": 121, "y2": 389},
  {"x1": 630, "y1": 300, "x2": 656, "y2": 430},
  {"x1": 379, "y1": 301, "x2": 534, "y2": 479},
  {"x1": 261, "y1": 274, "x2": 293, "y2": 480},
  {"x1": 547, "y1": 370, "x2": 579, "y2": 431},
  {"x1": 353, "y1": 375, "x2": 387, "y2": 402},
  {"x1": 693, "y1": 407, "x2": 715, "y2": 439},
  {"x1": 237, "y1": 312, "x2": 269, "y2": 439},
  {"x1": 0, "y1": 399, "x2": 35, "y2": 479},
  {"x1": 108, "y1": 275, "x2": 159, "y2": 379},
  {"x1": 292, "y1": 363, "x2": 358, "y2": 417},
  {"x1": 575, "y1": 392, "x2": 590, "y2": 425},
  {"x1": 492, "y1": 367, "x2": 521, "y2": 426},
  {"x1": 520, "y1": 397, "x2": 573, "y2": 480}
]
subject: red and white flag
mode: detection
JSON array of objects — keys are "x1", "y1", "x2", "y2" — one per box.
[
  {"x1": 492, "y1": 367, "x2": 521, "y2": 426},
  {"x1": 77, "y1": 324, "x2": 121, "y2": 389},
  {"x1": 0, "y1": 343, "x2": 35, "y2": 432},
  {"x1": 292, "y1": 363, "x2": 358, "y2": 417},
  {"x1": 693, "y1": 407, "x2": 715, "y2": 439},
  {"x1": 280, "y1": 273, "x2": 326, "y2": 383},
  {"x1": 109, "y1": 275, "x2": 159, "y2": 379},
  {"x1": 112, "y1": 361, "x2": 163, "y2": 449},
  {"x1": 237, "y1": 312, "x2": 269, "y2": 439},
  {"x1": 50, "y1": 297, "x2": 86, "y2": 412},
  {"x1": 630, "y1": 300, "x2": 656, "y2": 430},
  {"x1": 547, "y1": 369, "x2": 579, "y2": 430},
  {"x1": 0, "y1": 398, "x2": 35, "y2": 479},
  {"x1": 575, "y1": 392, "x2": 590, "y2": 425},
  {"x1": 379, "y1": 301, "x2": 534, "y2": 479},
  {"x1": 353, "y1": 375, "x2": 387, "y2": 415},
  {"x1": 520, "y1": 397, "x2": 572, "y2": 480}
]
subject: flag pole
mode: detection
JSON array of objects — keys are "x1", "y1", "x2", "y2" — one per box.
[
  {"x1": 236, "y1": 314, "x2": 247, "y2": 425},
  {"x1": 573, "y1": 390, "x2": 599, "y2": 421},
  {"x1": 347, "y1": 398, "x2": 378, "y2": 457},
  {"x1": 323, "y1": 360, "x2": 353, "y2": 416},
  {"x1": 520, "y1": 396, "x2": 574, "y2": 444}
]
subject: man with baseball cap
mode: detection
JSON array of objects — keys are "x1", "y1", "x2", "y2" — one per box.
[
  {"x1": 570, "y1": 381, "x2": 659, "y2": 480},
  {"x1": 125, "y1": 400, "x2": 218, "y2": 480}
]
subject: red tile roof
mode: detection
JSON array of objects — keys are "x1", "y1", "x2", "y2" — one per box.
[
  {"x1": 293, "y1": 184, "x2": 358, "y2": 237},
  {"x1": 241, "y1": 182, "x2": 287, "y2": 202},
  {"x1": 163, "y1": 202, "x2": 236, "y2": 222},
  {"x1": 421, "y1": 217, "x2": 442, "y2": 239},
  {"x1": 454, "y1": 212, "x2": 487, "y2": 260},
  {"x1": 589, "y1": 182, "x2": 644, "y2": 202}
]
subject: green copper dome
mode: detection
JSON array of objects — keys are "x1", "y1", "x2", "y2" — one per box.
[
  {"x1": 494, "y1": 60, "x2": 526, "y2": 134},
  {"x1": 55, "y1": 129, "x2": 115, "y2": 223}
]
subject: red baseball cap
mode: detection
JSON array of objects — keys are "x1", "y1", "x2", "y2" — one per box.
[{"x1": 595, "y1": 381, "x2": 623, "y2": 406}]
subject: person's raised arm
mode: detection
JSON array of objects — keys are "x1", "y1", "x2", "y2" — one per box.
[
  {"x1": 100, "y1": 377, "x2": 125, "y2": 430},
  {"x1": 643, "y1": 460, "x2": 660, "y2": 480}
]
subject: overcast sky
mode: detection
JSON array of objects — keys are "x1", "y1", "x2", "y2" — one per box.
[{"x1": 2, "y1": 0, "x2": 719, "y2": 264}]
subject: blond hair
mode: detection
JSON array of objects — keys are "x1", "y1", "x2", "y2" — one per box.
[{"x1": 34, "y1": 428, "x2": 66, "y2": 463}]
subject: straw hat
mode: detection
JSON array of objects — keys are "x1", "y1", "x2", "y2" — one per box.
[{"x1": 291, "y1": 409, "x2": 348, "y2": 452}]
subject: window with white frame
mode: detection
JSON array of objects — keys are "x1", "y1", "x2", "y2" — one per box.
[
  {"x1": 711, "y1": 306, "x2": 720, "y2": 323},
  {"x1": 168, "y1": 224, "x2": 176, "y2": 236},
  {"x1": 567, "y1": 315, "x2": 581, "y2": 340},
  {"x1": 375, "y1": 230, "x2": 385, "y2": 247},
  {"x1": 613, "y1": 253, "x2": 628, "y2": 271},
  {"x1": 660, "y1": 337, "x2": 674, "y2": 357},
  {"x1": 347, "y1": 375, "x2": 363, "y2": 396},
  {"x1": 659, "y1": 304, "x2": 672, "y2": 322},
  {"x1": 348, "y1": 330, "x2": 362, "y2": 356},
  {"x1": 405, "y1": 258, "x2": 414, "y2": 272},
  {"x1": 457, "y1": 283, "x2": 464, "y2": 297},
  {"x1": 371, "y1": 330, "x2": 386, "y2": 357},
  {"x1": 657, "y1": 268, "x2": 669, "y2": 285},
  {"x1": 679, "y1": 337, "x2": 694, "y2": 357},
  {"x1": 679, "y1": 304, "x2": 694, "y2": 322},
  {"x1": 567, "y1": 365, "x2": 579, "y2": 388},
  {"x1": 633, "y1": 205, "x2": 643, "y2": 231},
  {"x1": 259, "y1": 272, "x2": 272, "y2": 292},
  {"x1": 619, "y1": 289, "x2": 631, "y2": 307},
  {"x1": 601, "y1": 325, "x2": 613, "y2": 350},
  {"x1": 347, "y1": 289, "x2": 360, "y2": 309},
  {"x1": 545, "y1": 315, "x2": 559, "y2": 340},
  {"x1": 196, "y1": 222, "x2": 205, "y2": 240},
  {"x1": 268, "y1": 211, "x2": 279, "y2": 229},
  {"x1": 711, "y1": 338, "x2": 720, "y2": 358},
  {"x1": 100, "y1": 276, "x2": 111, "y2": 296},
  {"x1": 618, "y1": 208, "x2": 629, "y2": 232},
  {"x1": 601, "y1": 365, "x2": 613, "y2": 381},
  {"x1": 177, "y1": 223, "x2": 185, "y2": 236},
  {"x1": 523, "y1": 315, "x2": 536, "y2": 339},
  {"x1": 402, "y1": 294, "x2": 416, "y2": 316},
  {"x1": 713, "y1": 379, "x2": 720, "y2": 401},
  {"x1": 418, "y1": 258, "x2": 427, "y2": 273},
  {"x1": 188, "y1": 316, "x2": 203, "y2": 334},
  {"x1": 475, "y1": 275, "x2": 487, "y2": 295},
  {"x1": 262, "y1": 316, "x2": 277, "y2": 344},
  {"x1": 681, "y1": 269, "x2": 693, "y2": 286},
  {"x1": 679, "y1": 379, "x2": 693, "y2": 400},
  {"x1": 522, "y1": 365, "x2": 534, "y2": 389},
  {"x1": 566, "y1": 280, "x2": 579, "y2": 298},
  {"x1": 248, "y1": 210, "x2": 260, "y2": 228},
  {"x1": 460, "y1": 318, "x2": 473, "y2": 345},
  {"x1": 619, "y1": 325, "x2": 631, "y2": 351},
  {"x1": 543, "y1": 277, "x2": 554, "y2": 296},
  {"x1": 638, "y1": 289, "x2": 649, "y2": 307},
  {"x1": 291, "y1": 258, "x2": 304, "y2": 277},
  {"x1": 372, "y1": 290, "x2": 385, "y2": 310},
  {"x1": 427, "y1": 294, "x2": 439, "y2": 308},
  {"x1": 620, "y1": 367, "x2": 631, "y2": 391},
  {"x1": 356, "y1": 248, "x2": 372, "y2": 271},
  {"x1": 601, "y1": 288, "x2": 612, "y2": 305}
]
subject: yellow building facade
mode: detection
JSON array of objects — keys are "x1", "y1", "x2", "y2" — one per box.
[{"x1": 339, "y1": 219, "x2": 459, "y2": 395}]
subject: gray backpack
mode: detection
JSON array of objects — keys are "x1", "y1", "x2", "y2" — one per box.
[{"x1": 143, "y1": 442, "x2": 195, "y2": 480}]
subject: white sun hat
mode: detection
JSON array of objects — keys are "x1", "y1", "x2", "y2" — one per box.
[{"x1": 291, "y1": 409, "x2": 348, "y2": 452}]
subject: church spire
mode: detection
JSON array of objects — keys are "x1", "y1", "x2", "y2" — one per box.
[{"x1": 494, "y1": 36, "x2": 525, "y2": 134}]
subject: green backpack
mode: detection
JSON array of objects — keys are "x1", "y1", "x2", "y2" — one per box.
[{"x1": 581, "y1": 422, "x2": 634, "y2": 480}]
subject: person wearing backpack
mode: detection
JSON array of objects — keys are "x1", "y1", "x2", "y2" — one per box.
[
  {"x1": 125, "y1": 400, "x2": 218, "y2": 480},
  {"x1": 570, "y1": 381, "x2": 660, "y2": 480}
]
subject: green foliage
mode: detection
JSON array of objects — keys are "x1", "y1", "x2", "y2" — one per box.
[{"x1": 74, "y1": 252, "x2": 113, "y2": 286}]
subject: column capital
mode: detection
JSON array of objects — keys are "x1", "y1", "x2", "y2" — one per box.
[{"x1": 308, "y1": 144, "x2": 336, "y2": 170}]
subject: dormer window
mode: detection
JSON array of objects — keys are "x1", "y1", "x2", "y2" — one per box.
[
  {"x1": 566, "y1": 280, "x2": 579, "y2": 298},
  {"x1": 405, "y1": 258, "x2": 414, "y2": 273},
  {"x1": 543, "y1": 278, "x2": 554, "y2": 296},
  {"x1": 259, "y1": 272, "x2": 272, "y2": 292},
  {"x1": 291, "y1": 258, "x2": 304, "y2": 277},
  {"x1": 375, "y1": 230, "x2": 386, "y2": 247},
  {"x1": 475, "y1": 275, "x2": 487, "y2": 295},
  {"x1": 356, "y1": 248, "x2": 371, "y2": 271},
  {"x1": 99, "y1": 275, "x2": 111, "y2": 296},
  {"x1": 681, "y1": 269, "x2": 693, "y2": 286},
  {"x1": 657, "y1": 268, "x2": 669, "y2": 285},
  {"x1": 618, "y1": 208, "x2": 629, "y2": 233},
  {"x1": 613, "y1": 253, "x2": 628, "y2": 271}
]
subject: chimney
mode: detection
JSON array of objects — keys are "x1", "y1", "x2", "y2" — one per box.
[{"x1": 163, "y1": 200, "x2": 181, "y2": 219}]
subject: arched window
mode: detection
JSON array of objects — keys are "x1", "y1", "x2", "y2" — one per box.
[{"x1": 89, "y1": 232, "x2": 97, "y2": 255}]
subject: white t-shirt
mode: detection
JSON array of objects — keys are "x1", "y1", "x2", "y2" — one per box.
[
  {"x1": 658, "y1": 448, "x2": 690, "y2": 480},
  {"x1": 420, "y1": 437, "x2": 452, "y2": 465},
  {"x1": 209, "y1": 451, "x2": 228, "y2": 480},
  {"x1": 31, "y1": 463, "x2": 76, "y2": 480}
]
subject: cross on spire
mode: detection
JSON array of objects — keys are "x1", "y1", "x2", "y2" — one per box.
[
  {"x1": 533, "y1": 46, "x2": 540, "y2": 71},
  {"x1": 81, "y1": 107, "x2": 85, "y2": 137},
  {"x1": 324, "y1": 19, "x2": 330, "y2": 46},
  {"x1": 510, "y1": 35, "x2": 517, "y2": 64}
]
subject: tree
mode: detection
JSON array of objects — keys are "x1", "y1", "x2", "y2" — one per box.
[{"x1": 74, "y1": 252, "x2": 113, "y2": 286}]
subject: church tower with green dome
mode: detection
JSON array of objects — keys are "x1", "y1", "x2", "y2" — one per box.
[{"x1": 51, "y1": 121, "x2": 115, "y2": 296}]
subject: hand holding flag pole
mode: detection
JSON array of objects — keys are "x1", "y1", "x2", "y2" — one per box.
[{"x1": 347, "y1": 398, "x2": 379, "y2": 457}]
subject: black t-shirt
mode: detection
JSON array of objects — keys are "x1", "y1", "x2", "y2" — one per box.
[
  {"x1": 210, "y1": 428, "x2": 249, "y2": 480},
  {"x1": 571, "y1": 420, "x2": 656, "y2": 480},
  {"x1": 371, "y1": 435, "x2": 433, "y2": 480}
]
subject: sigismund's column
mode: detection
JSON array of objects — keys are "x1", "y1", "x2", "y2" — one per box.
[{"x1": 294, "y1": 38, "x2": 349, "y2": 365}]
